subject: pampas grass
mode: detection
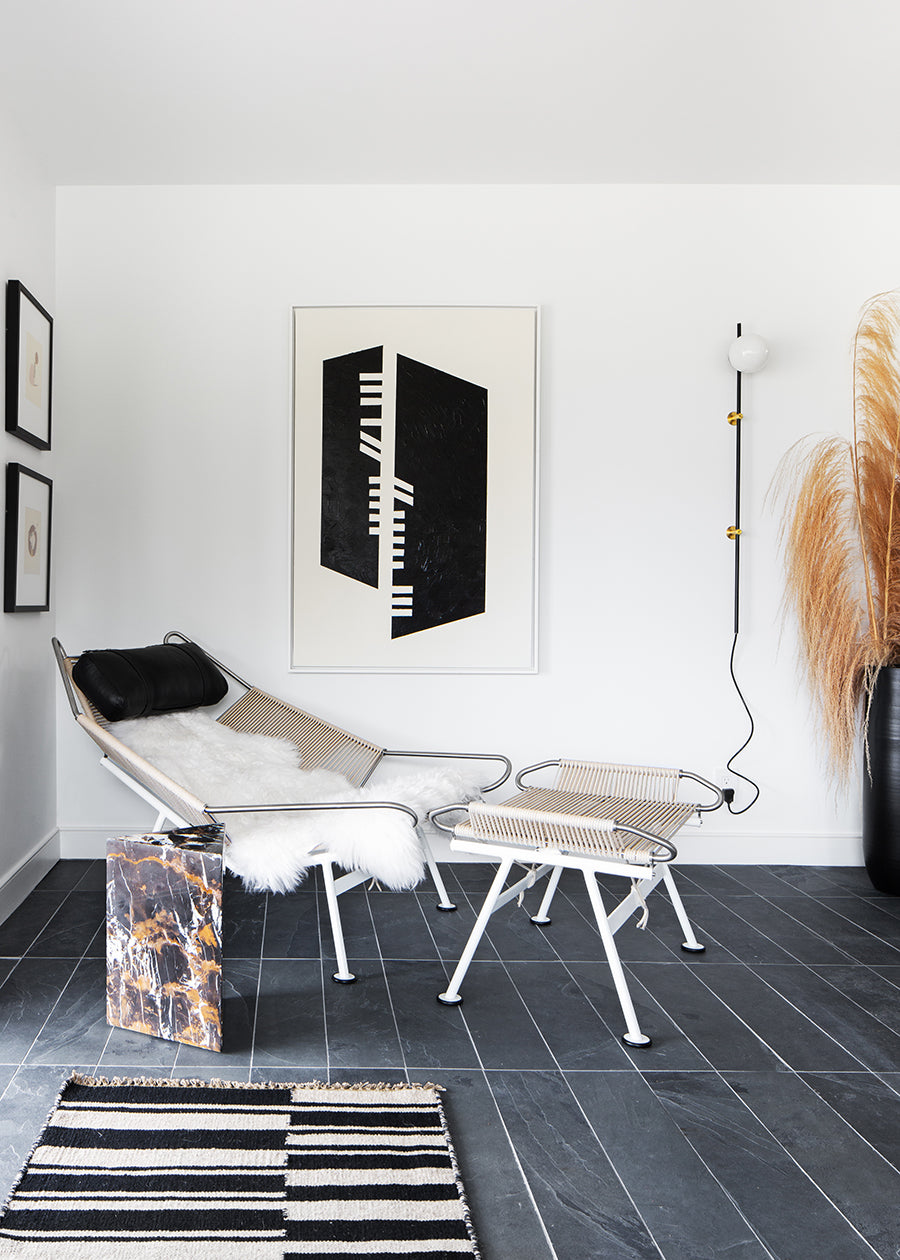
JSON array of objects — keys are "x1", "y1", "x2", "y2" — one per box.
[{"x1": 776, "y1": 290, "x2": 900, "y2": 784}]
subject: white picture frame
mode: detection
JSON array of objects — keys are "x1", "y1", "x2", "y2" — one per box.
[{"x1": 291, "y1": 306, "x2": 539, "y2": 673}]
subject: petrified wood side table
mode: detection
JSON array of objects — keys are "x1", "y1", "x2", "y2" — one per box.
[{"x1": 106, "y1": 824, "x2": 224, "y2": 1052}]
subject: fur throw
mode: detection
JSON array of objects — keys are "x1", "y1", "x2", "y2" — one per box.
[{"x1": 111, "y1": 710, "x2": 480, "y2": 894}]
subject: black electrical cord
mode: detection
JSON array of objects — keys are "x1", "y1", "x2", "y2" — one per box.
[{"x1": 725, "y1": 322, "x2": 760, "y2": 815}]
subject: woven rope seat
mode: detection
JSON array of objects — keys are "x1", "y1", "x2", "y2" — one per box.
[{"x1": 430, "y1": 756, "x2": 723, "y2": 1049}]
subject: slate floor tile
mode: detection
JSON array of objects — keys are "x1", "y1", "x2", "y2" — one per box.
[
  {"x1": 673, "y1": 894, "x2": 794, "y2": 964},
  {"x1": 487, "y1": 1070, "x2": 661, "y2": 1259},
  {"x1": 252, "y1": 958, "x2": 328, "y2": 1069},
  {"x1": 0, "y1": 957, "x2": 79, "y2": 1064},
  {"x1": 723, "y1": 1069, "x2": 900, "y2": 1256},
  {"x1": 567, "y1": 1070, "x2": 771, "y2": 1259},
  {"x1": 0, "y1": 893, "x2": 66, "y2": 956},
  {"x1": 368, "y1": 891, "x2": 441, "y2": 960},
  {"x1": 446, "y1": 961, "x2": 557, "y2": 1070},
  {"x1": 27, "y1": 890, "x2": 105, "y2": 958},
  {"x1": 692, "y1": 963, "x2": 862, "y2": 1071},
  {"x1": 765, "y1": 895, "x2": 900, "y2": 964},
  {"x1": 382, "y1": 959, "x2": 480, "y2": 1069},
  {"x1": 261, "y1": 889, "x2": 320, "y2": 958},
  {"x1": 320, "y1": 963, "x2": 403, "y2": 1071},
  {"x1": 799, "y1": 1071, "x2": 900, "y2": 1171},
  {"x1": 721, "y1": 895, "x2": 859, "y2": 965},
  {"x1": 505, "y1": 961, "x2": 634, "y2": 1070},
  {"x1": 646, "y1": 1070, "x2": 882, "y2": 1260}
]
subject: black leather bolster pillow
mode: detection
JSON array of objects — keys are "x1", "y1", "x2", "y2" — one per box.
[{"x1": 72, "y1": 641, "x2": 229, "y2": 722}]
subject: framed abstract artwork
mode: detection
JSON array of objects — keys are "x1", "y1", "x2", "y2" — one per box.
[
  {"x1": 291, "y1": 306, "x2": 539, "y2": 672},
  {"x1": 4, "y1": 463, "x2": 53, "y2": 613},
  {"x1": 5, "y1": 281, "x2": 53, "y2": 450}
]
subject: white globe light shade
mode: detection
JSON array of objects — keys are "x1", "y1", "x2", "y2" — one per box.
[{"x1": 728, "y1": 333, "x2": 769, "y2": 374}]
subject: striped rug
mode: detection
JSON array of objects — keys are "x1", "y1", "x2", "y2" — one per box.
[{"x1": 0, "y1": 1075, "x2": 480, "y2": 1258}]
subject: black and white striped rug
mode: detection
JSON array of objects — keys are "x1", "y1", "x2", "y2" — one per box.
[{"x1": 0, "y1": 1075, "x2": 480, "y2": 1257}]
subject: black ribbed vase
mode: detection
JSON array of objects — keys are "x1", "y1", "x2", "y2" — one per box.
[{"x1": 862, "y1": 666, "x2": 900, "y2": 894}]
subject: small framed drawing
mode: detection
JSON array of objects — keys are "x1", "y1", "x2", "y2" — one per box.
[
  {"x1": 5, "y1": 280, "x2": 53, "y2": 450},
  {"x1": 4, "y1": 463, "x2": 52, "y2": 613}
]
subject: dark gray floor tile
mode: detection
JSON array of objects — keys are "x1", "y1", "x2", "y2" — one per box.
[
  {"x1": 261, "y1": 889, "x2": 320, "y2": 958},
  {"x1": 72, "y1": 859, "x2": 108, "y2": 891},
  {"x1": 505, "y1": 961, "x2": 634, "y2": 1070},
  {"x1": 525, "y1": 885, "x2": 679, "y2": 964},
  {"x1": 721, "y1": 895, "x2": 859, "y2": 965},
  {"x1": 675, "y1": 865, "x2": 752, "y2": 895},
  {"x1": 382, "y1": 960, "x2": 480, "y2": 1069},
  {"x1": 444, "y1": 862, "x2": 513, "y2": 894},
  {"x1": 765, "y1": 896, "x2": 900, "y2": 965},
  {"x1": 97, "y1": 1021, "x2": 181, "y2": 1069},
  {"x1": 368, "y1": 891, "x2": 441, "y2": 960},
  {"x1": 724, "y1": 1069, "x2": 900, "y2": 1255},
  {"x1": 27, "y1": 890, "x2": 105, "y2": 957},
  {"x1": 567, "y1": 962, "x2": 714, "y2": 1070},
  {"x1": 449, "y1": 961, "x2": 557, "y2": 1070},
  {"x1": 319, "y1": 891, "x2": 380, "y2": 962},
  {"x1": 694, "y1": 963, "x2": 862, "y2": 1071},
  {"x1": 629, "y1": 963, "x2": 783, "y2": 1070},
  {"x1": 431, "y1": 1068, "x2": 553, "y2": 1260},
  {"x1": 800, "y1": 1071, "x2": 900, "y2": 1171},
  {"x1": 34, "y1": 859, "x2": 94, "y2": 892},
  {"x1": 222, "y1": 887, "x2": 267, "y2": 958},
  {"x1": 429, "y1": 895, "x2": 499, "y2": 963},
  {"x1": 173, "y1": 957, "x2": 261, "y2": 1068},
  {"x1": 567, "y1": 1070, "x2": 771, "y2": 1259},
  {"x1": 321, "y1": 964, "x2": 403, "y2": 1071},
  {"x1": 25, "y1": 957, "x2": 110, "y2": 1065},
  {"x1": 810, "y1": 964, "x2": 900, "y2": 1034},
  {"x1": 646, "y1": 1070, "x2": 880, "y2": 1260},
  {"x1": 252, "y1": 958, "x2": 327, "y2": 1069},
  {"x1": 716, "y1": 864, "x2": 803, "y2": 896},
  {"x1": 816, "y1": 895, "x2": 900, "y2": 943},
  {"x1": 755, "y1": 963, "x2": 900, "y2": 1072},
  {"x1": 0, "y1": 961, "x2": 14, "y2": 988},
  {"x1": 325, "y1": 1067, "x2": 410, "y2": 1087},
  {"x1": 765, "y1": 865, "x2": 851, "y2": 895},
  {"x1": 0, "y1": 892, "x2": 66, "y2": 956},
  {"x1": 675, "y1": 894, "x2": 795, "y2": 964},
  {"x1": 811, "y1": 866, "x2": 886, "y2": 896},
  {"x1": 249, "y1": 1067, "x2": 330, "y2": 1084},
  {"x1": 171, "y1": 1066, "x2": 251, "y2": 1083},
  {"x1": 0, "y1": 957, "x2": 78, "y2": 1064},
  {"x1": 484, "y1": 900, "x2": 564, "y2": 962},
  {"x1": 0, "y1": 1066, "x2": 74, "y2": 1204},
  {"x1": 487, "y1": 1070, "x2": 661, "y2": 1259}
]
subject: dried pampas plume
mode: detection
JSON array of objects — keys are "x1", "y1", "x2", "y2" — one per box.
[{"x1": 775, "y1": 290, "x2": 900, "y2": 785}]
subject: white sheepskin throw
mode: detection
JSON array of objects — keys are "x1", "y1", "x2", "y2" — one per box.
[{"x1": 111, "y1": 710, "x2": 480, "y2": 894}]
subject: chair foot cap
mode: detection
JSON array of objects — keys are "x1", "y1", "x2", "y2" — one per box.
[
  {"x1": 622, "y1": 1032, "x2": 652, "y2": 1048},
  {"x1": 436, "y1": 902, "x2": 458, "y2": 912},
  {"x1": 530, "y1": 915, "x2": 551, "y2": 925},
  {"x1": 332, "y1": 972, "x2": 357, "y2": 984},
  {"x1": 437, "y1": 991, "x2": 463, "y2": 1006},
  {"x1": 681, "y1": 942, "x2": 706, "y2": 954}
]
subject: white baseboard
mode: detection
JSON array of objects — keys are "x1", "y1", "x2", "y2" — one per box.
[
  {"x1": 58, "y1": 825, "x2": 865, "y2": 868},
  {"x1": 0, "y1": 831, "x2": 61, "y2": 922}
]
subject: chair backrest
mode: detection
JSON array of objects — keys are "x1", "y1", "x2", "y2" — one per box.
[
  {"x1": 554, "y1": 759, "x2": 681, "y2": 802},
  {"x1": 216, "y1": 688, "x2": 384, "y2": 788}
]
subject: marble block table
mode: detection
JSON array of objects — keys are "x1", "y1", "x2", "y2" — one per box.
[{"x1": 106, "y1": 825, "x2": 224, "y2": 1052}]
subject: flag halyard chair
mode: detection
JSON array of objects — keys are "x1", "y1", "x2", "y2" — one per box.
[
  {"x1": 430, "y1": 757, "x2": 723, "y2": 1047},
  {"x1": 53, "y1": 631, "x2": 510, "y2": 984}
]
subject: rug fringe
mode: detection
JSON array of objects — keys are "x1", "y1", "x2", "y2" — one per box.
[
  {"x1": 434, "y1": 1090, "x2": 483, "y2": 1260},
  {"x1": 69, "y1": 1072, "x2": 445, "y2": 1092}
]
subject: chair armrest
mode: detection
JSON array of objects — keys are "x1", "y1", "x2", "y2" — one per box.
[
  {"x1": 679, "y1": 770, "x2": 725, "y2": 811},
  {"x1": 207, "y1": 799, "x2": 419, "y2": 825},
  {"x1": 428, "y1": 802, "x2": 472, "y2": 834},
  {"x1": 383, "y1": 749, "x2": 512, "y2": 793},
  {"x1": 514, "y1": 759, "x2": 561, "y2": 789}
]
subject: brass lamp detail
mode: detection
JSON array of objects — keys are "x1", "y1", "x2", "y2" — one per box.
[{"x1": 726, "y1": 526, "x2": 742, "y2": 540}]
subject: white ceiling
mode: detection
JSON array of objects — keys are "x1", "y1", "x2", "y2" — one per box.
[{"x1": 3, "y1": 0, "x2": 900, "y2": 186}]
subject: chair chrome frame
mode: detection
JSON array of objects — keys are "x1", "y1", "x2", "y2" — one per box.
[
  {"x1": 53, "y1": 632, "x2": 511, "y2": 984},
  {"x1": 429, "y1": 757, "x2": 723, "y2": 1047}
]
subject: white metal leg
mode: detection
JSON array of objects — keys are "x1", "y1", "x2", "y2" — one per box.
[
  {"x1": 420, "y1": 829, "x2": 457, "y2": 911},
  {"x1": 662, "y1": 865, "x2": 706, "y2": 953},
  {"x1": 438, "y1": 857, "x2": 515, "y2": 1005},
  {"x1": 320, "y1": 860, "x2": 356, "y2": 983},
  {"x1": 582, "y1": 869, "x2": 651, "y2": 1048},
  {"x1": 530, "y1": 864, "x2": 563, "y2": 924}
]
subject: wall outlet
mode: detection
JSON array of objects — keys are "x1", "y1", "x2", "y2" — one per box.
[{"x1": 716, "y1": 769, "x2": 737, "y2": 804}]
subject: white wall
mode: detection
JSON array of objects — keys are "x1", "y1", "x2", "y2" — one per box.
[
  {"x1": 0, "y1": 118, "x2": 58, "y2": 911},
  {"x1": 54, "y1": 183, "x2": 898, "y2": 865}
]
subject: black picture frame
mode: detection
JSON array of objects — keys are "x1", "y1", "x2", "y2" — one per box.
[
  {"x1": 5, "y1": 280, "x2": 53, "y2": 450},
  {"x1": 4, "y1": 463, "x2": 52, "y2": 613}
]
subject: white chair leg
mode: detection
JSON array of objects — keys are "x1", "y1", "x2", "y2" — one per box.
[
  {"x1": 582, "y1": 870, "x2": 651, "y2": 1048},
  {"x1": 438, "y1": 857, "x2": 514, "y2": 1005},
  {"x1": 420, "y1": 829, "x2": 457, "y2": 911},
  {"x1": 530, "y1": 864, "x2": 563, "y2": 924},
  {"x1": 661, "y1": 865, "x2": 706, "y2": 953},
  {"x1": 320, "y1": 860, "x2": 356, "y2": 984}
]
